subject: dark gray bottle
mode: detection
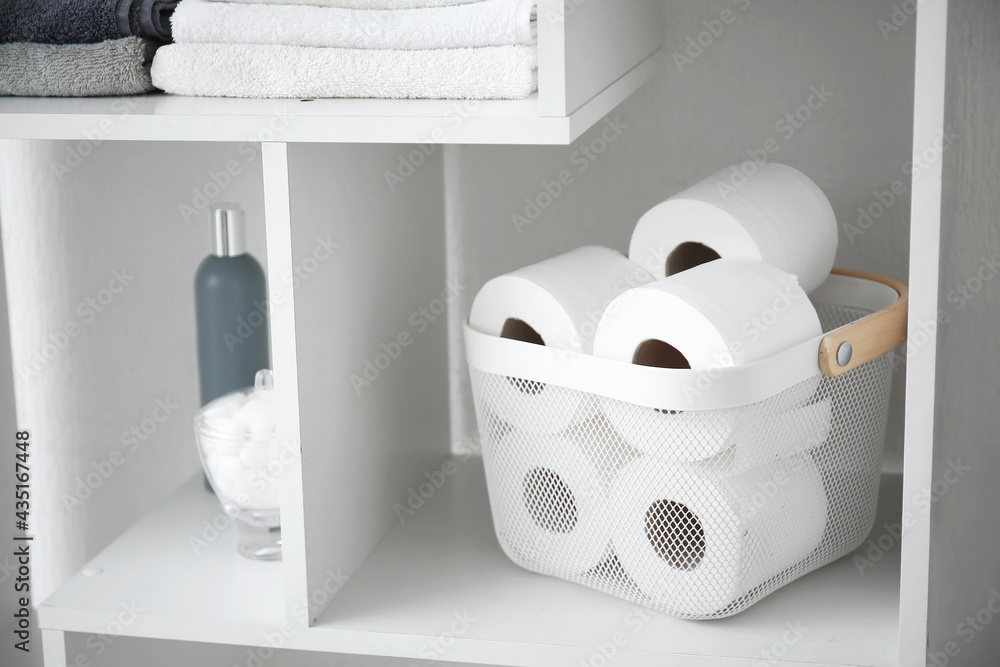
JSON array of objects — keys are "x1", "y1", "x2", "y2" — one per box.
[{"x1": 195, "y1": 206, "x2": 271, "y2": 406}]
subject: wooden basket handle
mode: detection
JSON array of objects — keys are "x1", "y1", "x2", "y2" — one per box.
[{"x1": 818, "y1": 268, "x2": 909, "y2": 378}]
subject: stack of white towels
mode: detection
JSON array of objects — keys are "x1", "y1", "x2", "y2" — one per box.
[{"x1": 151, "y1": 0, "x2": 538, "y2": 99}]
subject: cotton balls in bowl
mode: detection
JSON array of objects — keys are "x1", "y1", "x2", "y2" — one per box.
[{"x1": 196, "y1": 388, "x2": 283, "y2": 511}]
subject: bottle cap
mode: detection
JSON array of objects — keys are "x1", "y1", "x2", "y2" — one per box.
[{"x1": 210, "y1": 205, "x2": 247, "y2": 257}]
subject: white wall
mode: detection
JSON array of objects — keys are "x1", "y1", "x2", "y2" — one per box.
[
  {"x1": 448, "y1": 0, "x2": 915, "y2": 469},
  {"x1": 928, "y1": 0, "x2": 1000, "y2": 662},
  {"x1": 0, "y1": 224, "x2": 41, "y2": 667},
  {"x1": 0, "y1": 231, "x2": 10, "y2": 619},
  {"x1": 0, "y1": 140, "x2": 268, "y2": 605}
]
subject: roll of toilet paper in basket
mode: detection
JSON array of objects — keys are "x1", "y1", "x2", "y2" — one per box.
[
  {"x1": 469, "y1": 246, "x2": 654, "y2": 434},
  {"x1": 487, "y1": 429, "x2": 613, "y2": 575},
  {"x1": 629, "y1": 163, "x2": 837, "y2": 294},
  {"x1": 593, "y1": 258, "x2": 823, "y2": 460},
  {"x1": 611, "y1": 453, "x2": 828, "y2": 617},
  {"x1": 593, "y1": 399, "x2": 833, "y2": 468}
]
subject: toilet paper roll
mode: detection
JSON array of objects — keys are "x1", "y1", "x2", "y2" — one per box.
[
  {"x1": 489, "y1": 430, "x2": 611, "y2": 575},
  {"x1": 567, "y1": 412, "x2": 645, "y2": 479},
  {"x1": 723, "y1": 399, "x2": 832, "y2": 471},
  {"x1": 594, "y1": 258, "x2": 822, "y2": 368},
  {"x1": 470, "y1": 246, "x2": 653, "y2": 433},
  {"x1": 611, "y1": 453, "x2": 828, "y2": 616},
  {"x1": 600, "y1": 398, "x2": 740, "y2": 461},
  {"x1": 470, "y1": 246, "x2": 655, "y2": 353},
  {"x1": 629, "y1": 163, "x2": 838, "y2": 294},
  {"x1": 602, "y1": 398, "x2": 832, "y2": 466},
  {"x1": 593, "y1": 258, "x2": 823, "y2": 456}
]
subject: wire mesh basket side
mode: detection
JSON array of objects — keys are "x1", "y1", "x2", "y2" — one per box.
[{"x1": 469, "y1": 302, "x2": 896, "y2": 619}]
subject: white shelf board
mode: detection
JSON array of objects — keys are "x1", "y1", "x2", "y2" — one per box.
[
  {"x1": 39, "y1": 477, "x2": 287, "y2": 647},
  {"x1": 0, "y1": 52, "x2": 659, "y2": 146},
  {"x1": 40, "y1": 460, "x2": 901, "y2": 667}
]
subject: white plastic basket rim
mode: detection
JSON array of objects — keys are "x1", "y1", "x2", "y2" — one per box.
[{"x1": 465, "y1": 272, "x2": 901, "y2": 412}]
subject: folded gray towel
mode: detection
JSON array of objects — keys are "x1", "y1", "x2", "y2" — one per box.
[
  {"x1": 0, "y1": 0, "x2": 178, "y2": 44},
  {"x1": 0, "y1": 38, "x2": 157, "y2": 97}
]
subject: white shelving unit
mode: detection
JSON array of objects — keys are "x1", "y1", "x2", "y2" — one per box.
[
  {"x1": 42, "y1": 465, "x2": 902, "y2": 667},
  {"x1": 0, "y1": 2, "x2": 948, "y2": 666},
  {"x1": 0, "y1": 65, "x2": 656, "y2": 145}
]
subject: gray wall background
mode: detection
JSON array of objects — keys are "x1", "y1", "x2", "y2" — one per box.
[
  {"x1": 0, "y1": 230, "x2": 40, "y2": 667},
  {"x1": 929, "y1": 0, "x2": 1000, "y2": 663}
]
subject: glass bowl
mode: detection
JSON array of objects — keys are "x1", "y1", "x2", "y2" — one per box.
[{"x1": 194, "y1": 370, "x2": 283, "y2": 561}]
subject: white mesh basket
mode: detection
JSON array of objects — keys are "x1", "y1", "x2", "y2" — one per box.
[{"x1": 465, "y1": 270, "x2": 908, "y2": 619}]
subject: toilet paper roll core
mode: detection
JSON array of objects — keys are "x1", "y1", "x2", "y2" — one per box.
[
  {"x1": 629, "y1": 163, "x2": 838, "y2": 294},
  {"x1": 489, "y1": 430, "x2": 612, "y2": 575},
  {"x1": 469, "y1": 246, "x2": 654, "y2": 433},
  {"x1": 611, "y1": 454, "x2": 828, "y2": 616}
]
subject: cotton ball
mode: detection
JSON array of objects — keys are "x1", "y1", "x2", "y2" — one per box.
[
  {"x1": 239, "y1": 440, "x2": 279, "y2": 469},
  {"x1": 202, "y1": 391, "x2": 248, "y2": 419},
  {"x1": 204, "y1": 413, "x2": 246, "y2": 438},
  {"x1": 199, "y1": 434, "x2": 230, "y2": 457},
  {"x1": 236, "y1": 396, "x2": 277, "y2": 434},
  {"x1": 206, "y1": 453, "x2": 248, "y2": 502},
  {"x1": 199, "y1": 415, "x2": 245, "y2": 458},
  {"x1": 225, "y1": 391, "x2": 251, "y2": 410},
  {"x1": 218, "y1": 390, "x2": 250, "y2": 412},
  {"x1": 245, "y1": 469, "x2": 281, "y2": 510}
]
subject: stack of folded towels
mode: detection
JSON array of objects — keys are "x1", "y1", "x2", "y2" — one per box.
[
  {"x1": 152, "y1": 0, "x2": 538, "y2": 99},
  {"x1": 0, "y1": 0, "x2": 176, "y2": 96}
]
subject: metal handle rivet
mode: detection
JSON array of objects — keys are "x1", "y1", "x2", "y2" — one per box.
[{"x1": 837, "y1": 342, "x2": 853, "y2": 367}]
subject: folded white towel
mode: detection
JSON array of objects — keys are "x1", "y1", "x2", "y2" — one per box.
[
  {"x1": 151, "y1": 43, "x2": 538, "y2": 99},
  {"x1": 202, "y1": 0, "x2": 486, "y2": 8},
  {"x1": 173, "y1": 0, "x2": 536, "y2": 50}
]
